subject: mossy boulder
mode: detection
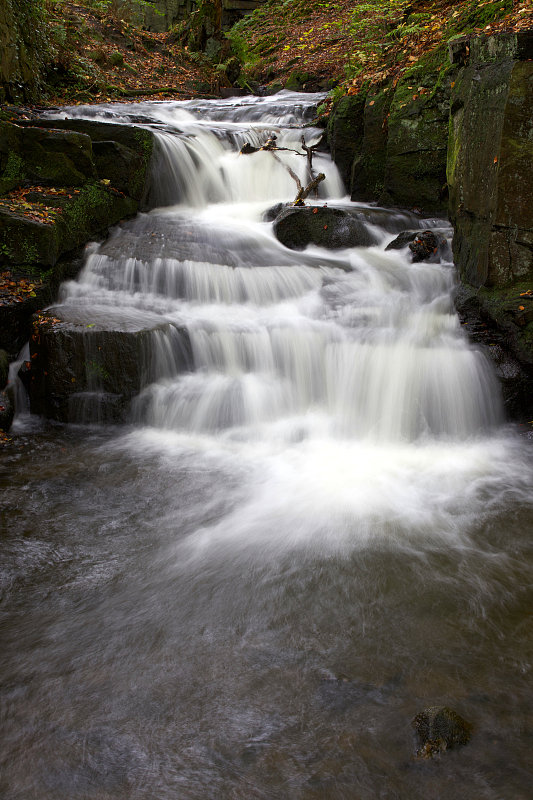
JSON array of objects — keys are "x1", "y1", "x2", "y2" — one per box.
[{"x1": 273, "y1": 205, "x2": 377, "y2": 250}]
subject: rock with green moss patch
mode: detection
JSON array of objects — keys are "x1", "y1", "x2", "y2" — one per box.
[
  {"x1": 273, "y1": 205, "x2": 377, "y2": 251},
  {"x1": 351, "y1": 87, "x2": 393, "y2": 201},
  {"x1": 0, "y1": 122, "x2": 97, "y2": 188},
  {"x1": 327, "y1": 93, "x2": 366, "y2": 191},
  {"x1": 448, "y1": 40, "x2": 533, "y2": 288},
  {"x1": 382, "y1": 68, "x2": 453, "y2": 213}
]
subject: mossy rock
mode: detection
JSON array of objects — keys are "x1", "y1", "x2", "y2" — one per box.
[
  {"x1": 327, "y1": 93, "x2": 366, "y2": 190},
  {"x1": 273, "y1": 206, "x2": 377, "y2": 251},
  {"x1": 0, "y1": 122, "x2": 97, "y2": 188},
  {"x1": 351, "y1": 87, "x2": 393, "y2": 202},
  {"x1": 383, "y1": 69, "x2": 453, "y2": 213}
]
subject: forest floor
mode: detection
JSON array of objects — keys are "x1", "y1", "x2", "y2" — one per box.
[{"x1": 10, "y1": 0, "x2": 532, "y2": 108}]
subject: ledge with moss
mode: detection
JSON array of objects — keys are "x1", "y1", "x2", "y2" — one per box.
[{"x1": 0, "y1": 119, "x2": 155, "y2": 359}]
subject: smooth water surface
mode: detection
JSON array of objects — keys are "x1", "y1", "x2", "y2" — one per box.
[{"x1": 1, "y1": 92, "x2": 533, "y2": 799}]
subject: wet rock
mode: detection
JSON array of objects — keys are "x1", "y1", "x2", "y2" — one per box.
[
  {"x1": 448, "y1": 43, "x2": 533, "y2": 287},
  {"x1": 0, "y1": 389, "x2": 14, "y2": 431},
  {"x1": 412, "y1": 706, "x2": 472, "y2": 758},
  {"x1": 0, "y1": 349, "x2": 8, "y2": 389},
  {"x1": 28, "y1": 311, "x2": 192, "y2": 423},
  {"x1": 386, "y1": 229, "x2": 450, "y2": 262},
  {"x1": 454, "y1": 282, "x2": 533, "y2": 421},
  {"x1": 263, "y1": 202, "x2": 286, "y2": 222},
  {"x1": 327, "y1": 94, "x2": 366, "y2": 190},
  {"x1": 273, "y1": 206, "x2": 377, "y2": 251}
]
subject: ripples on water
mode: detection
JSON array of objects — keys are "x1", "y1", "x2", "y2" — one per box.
[{"x1": 1, "y1": 92, "x2": 533, "y2": 799}]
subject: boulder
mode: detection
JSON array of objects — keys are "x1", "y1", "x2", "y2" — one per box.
[
  {"x1": 412, "y1": 706, "x2": 472, "y2": 758},
  {"x1": 273, "y1": 206, "x2": 377, "y2": 251},
  {"x1": 0, "y1": 122, "x2": 97, "y2": 191},
  {"x1": 27, "y1": 311, "x2": 192, "y2": 424}
]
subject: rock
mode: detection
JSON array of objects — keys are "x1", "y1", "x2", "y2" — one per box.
[
  {"x1": 0, "y1": 122, "x2": 97, "y2": 190},
  {"x1": 0, "y1": 349, "x2": 8, "y2": 389},
  {"x1": 28, "y1": 311, "x2": 192, "y2": 424},
  {"x1": 273, "y1": 206, "x2": 377, "y2": 251},
  {"x1": 327, "y1": 94, "x2": 366, "y2": 191},
  {"x1": 385, "y1": 229, "x2": 451, "y2": 262},
  {"x1": 412, "y1": 706, "x2": 472, "y2": 758},
  {"x1": 454, "y1": 282, "x2": 533, "y2": 421},
  {"x1": 91, "y1": 140, "x2": 145, "y2": 199},
  {"x1": 0, "y1": 389, "x2": 14, "y2": 431},
  {"x1": 409, "y1": 230, "x2": 443, "y2": 262},
  {"x1": 448, "y1": 40, "x2": 533, "y2": 287},
  {"x1": 381, "y1": 68, "x2": 453, "y2": 213},
  {"x1": 263, "y1": 202, "x2": 286, "y2": 222},
  {"x1": 351, "y1": 87, "x2": 392, "y2": 202},
  {"x1": 285, "y1": 70, "x2": 310, "y2": 91}
]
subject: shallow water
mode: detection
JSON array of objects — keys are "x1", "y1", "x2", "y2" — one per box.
[{"x1": 1, "y1": 92, "x2": 533, "y2": 799}]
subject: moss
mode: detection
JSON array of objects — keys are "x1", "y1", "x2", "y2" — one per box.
[{"x1": 0, "y1": 151, "x2": 25, "y2": 194}]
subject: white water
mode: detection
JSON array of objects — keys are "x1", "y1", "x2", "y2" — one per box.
[
  {"x1": 42, "y1": 92, "x2": 530, "y2": 557},
  {"x1": 3, "y1": 93, "x2": 533, "y2": 800}
]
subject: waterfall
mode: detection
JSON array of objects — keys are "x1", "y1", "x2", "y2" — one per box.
[
  {"x1": 50, "y1": 92, "x2": 502, "y2": 446},
  {"x1": 4, "y1": 93, "x2": 533, "y2": 800}
]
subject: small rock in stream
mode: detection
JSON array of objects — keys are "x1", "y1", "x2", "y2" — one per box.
[
  {"x1": 0, "y1": 389, "x2": 14, "y2": 432},
  {"x1": 412, "y1": 705, "x2": 472, "y2": 758}
]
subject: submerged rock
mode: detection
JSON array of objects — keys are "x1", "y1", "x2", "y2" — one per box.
[
  {"x1": 273, "y1": 206, "x2": 377, "y2": 251},
  {"x1": 412, "y1": 706, "x2": 472, "y2": 758}
]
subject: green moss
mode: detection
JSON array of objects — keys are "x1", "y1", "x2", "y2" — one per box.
[{"x1": 0, "y1": 150, "x2": 26, "y2": 194}]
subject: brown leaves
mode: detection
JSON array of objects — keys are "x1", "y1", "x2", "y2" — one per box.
[{"x1": 0, "y1": 271, "x2": 43, "y2": 307}]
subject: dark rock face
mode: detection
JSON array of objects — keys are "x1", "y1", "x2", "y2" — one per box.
[
  {"x1": 448, "y1": 41, "x2": 533, "y2": 288},
  {"x1": 383, "y1": 70, "x2": 453, "y2": 214},
  {"x1": 412, "y1": 706, "x2": 472, "y2": 758},
  {"x1": 454, "y1": 283, "x2": 533, "y2": 421},
  {"x1": 0, "y1": 389, "x2": 14, "y2": 431},
  {"x1": 326, "y1": 94, "x2": 366, "y2": 190},
  {"x1": 0, "y1": 349, "x2": 8, "y2": 389},
  {"x1": 351, "y1": 87, "x2": 392, "y2": 202},
  {"x1": 0, "y1": 122, "x2": 97, "y2": 193},
  {"x1": 273, "y1": 206, "x2": 377, "y2": 251},
  {"x1": 28, "y1": 312, "x2": 192, "y2": 424}
]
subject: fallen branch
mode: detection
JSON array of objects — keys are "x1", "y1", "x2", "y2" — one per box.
[{"x1": 239, "y1": 134, "x2": 325, "y2": 205}]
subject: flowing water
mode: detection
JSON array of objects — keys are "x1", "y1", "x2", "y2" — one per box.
[{"x1": 1, "y1": 92, "x2": 533, "y2": 799}]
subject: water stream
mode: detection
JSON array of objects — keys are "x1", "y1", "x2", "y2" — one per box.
[{"x1": 1, "y1": 92, "x2": 533, "y2": 799}]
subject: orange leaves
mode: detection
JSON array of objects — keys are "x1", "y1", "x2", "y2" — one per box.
[{"x1": 0, "y1": 271, "x2": 43, "y2": 308}]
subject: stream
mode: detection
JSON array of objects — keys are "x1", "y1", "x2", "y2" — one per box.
[{"x1": 1, "y1": 91, "x2": 533, "y2": 799}]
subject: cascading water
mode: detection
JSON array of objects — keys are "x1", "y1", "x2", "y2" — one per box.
[{"x1": 1, "y1": 93, "x2": 532, "y2": 800}]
